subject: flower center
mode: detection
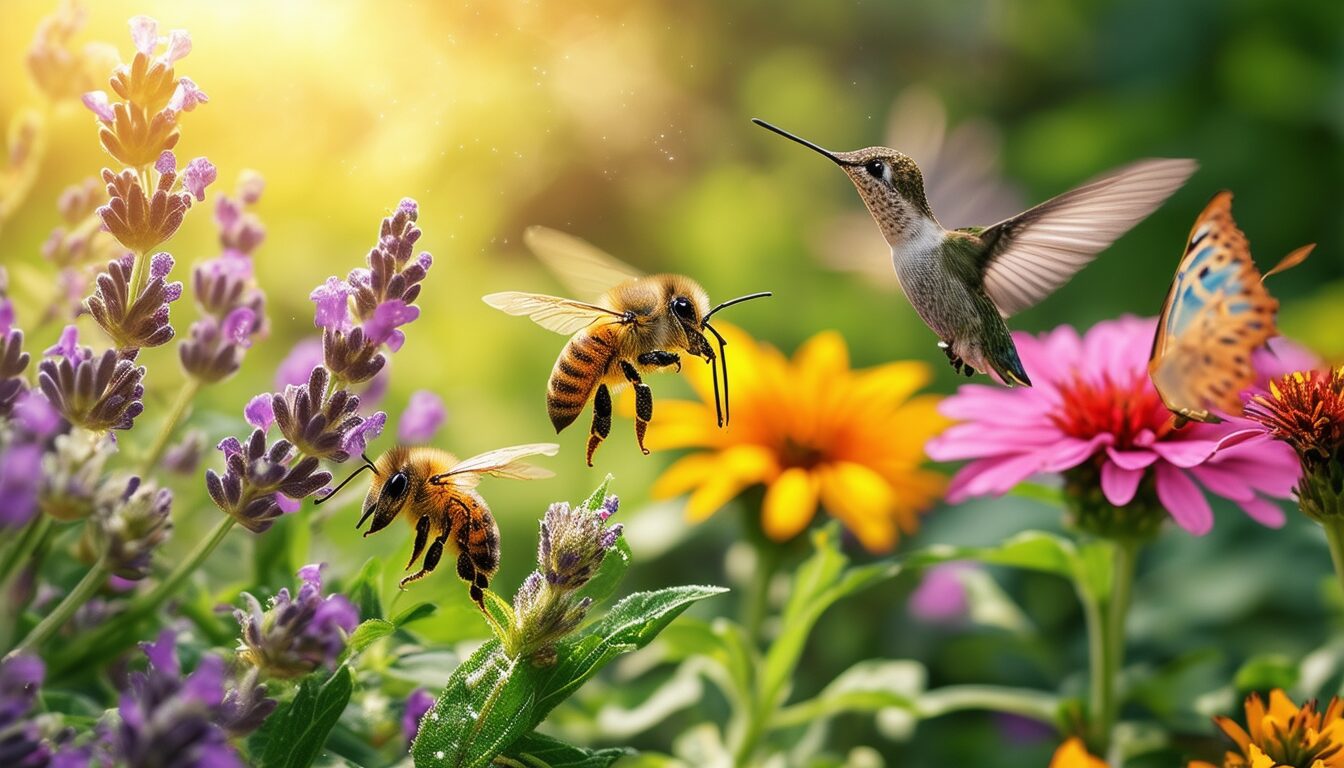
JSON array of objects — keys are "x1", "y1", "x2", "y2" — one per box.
[
  {"x1": 780, "y1": 437, "x2": 826, "y2": 469},
  {"x1": 1050, "y1": 373, "x2": 1170, "y2": 449}
]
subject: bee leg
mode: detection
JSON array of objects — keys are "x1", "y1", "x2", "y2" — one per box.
[
  {"x1": 586, "y1": 383, "x2": 612, "y2": 466},
  {"x1": 637, "y1": 350, "x2": 681, "y2": 373},
  {"x1": 399, "y1": 531, "x2": 448, "y2": 590},
  {"x1": 405, "y1": 514, "x2": 431, "y2": 570},
  {"x1": 620, "y1": 360, "x2": 653, "y2": 455}
]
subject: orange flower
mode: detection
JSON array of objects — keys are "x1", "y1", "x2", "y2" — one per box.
[
  {"x1": 1050, "y1": 738, "x2": 1108, "y2": 768},
  {"x1": 646, "y1": 325, "x2": 946, "y2": 552},
  {"x1": 1188, "y1": 689, "x2": 1344, "y2": 768}
]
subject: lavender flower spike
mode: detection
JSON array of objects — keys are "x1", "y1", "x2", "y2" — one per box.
[
  {"x1": 83, "y1": 475, "x2": 173, "y2": 580},
  {"x1": 0, "y1": 655, "x2": 49, "y2": 767},
  {"x1": 234, "y1": 564, "x2": 359, "y2": 679},
  {"x1": 37, "y1": 326, "x2": 146, "y2": 432}
]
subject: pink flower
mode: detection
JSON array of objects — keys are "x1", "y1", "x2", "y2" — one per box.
[
  {"x1": 155, "y1": 151, "x2": 177, "y2": 176},
  {"x1": 82, "y1": 91, "x2": 115, "y2": 123},
  {"x1": 244, "y1": 393, "x2": 274, "y2": 433},
  {"x1": 925, "y1": 316, "x2": 1302, "y2": 535},
  {"x1": 163, "y1": 29, "x2": 192, "y2": 64},
  {"x1": 362, "y1": 299, "x2": 419, "y2": 349},
  {"x1": 909, "y1": 562, "x2": 974, "y2": 624},
  {"x1": 182, "y1": 158, "x2": 217, "y2": 202},
  {"x1": 397, "y1": 391, "x2": 447, "y2": 444},
  {"x1": 168, "y1": 77, "x2": 208, "y2": 113},
  {"x1": 129, "y1": 15, "x2": 158, "y2": 56},
  {"x1": 310, "y1": 278, "x2": 354, "y2": 331}
]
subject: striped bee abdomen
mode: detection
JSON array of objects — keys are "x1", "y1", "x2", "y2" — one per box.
[{"x1": 547, "y1": 328, "x2": 616, "y2": 432}]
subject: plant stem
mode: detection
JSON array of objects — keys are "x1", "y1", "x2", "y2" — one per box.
[
  {"x1": 9, "y1": 559, "x2": 107, "y2": 658},
  {"x1": 742, "y1": 542, "x2": 779, "y2": 646},
  {"x1": 1084, "y1": 537, "x2": 1140, "y2": 753},
  {"x1": 0, "y1": 516, "x2": 51, "y2": 591},
  {"x1": 1322, "y1": 519, "x2": 1344, "y2": 603},
  {"x1": 126, "y1": 248, "x2": 150, "y2": 306},
  {"x1": 131, "y1": 515, "x2": 236, "y2": 618},
  {"x1": 137, "y1": 377, "x2": 202, "y2": 476}
]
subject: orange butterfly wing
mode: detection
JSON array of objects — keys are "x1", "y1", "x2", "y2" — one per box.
[{"x1": 1149, "y1": 192, "x2": 1311, "y2": 423}]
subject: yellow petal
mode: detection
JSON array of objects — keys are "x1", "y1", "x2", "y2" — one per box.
[
  {"x1": 761, "y1": 467, "x2": 819, "y2": 542},
  {"x1": 1048, "y1": 738, "x2": 1107, "y2": 768},
  {"x1": 642, "y1": 401, "x2": 720, "y2": 450},
  {"x1": 1248, "y1": 745, "x2": 1275, "y2": 768},
  {"x1": 853, "y1": 360, "x2": 933, "y2": 406},
  {"x1": 681, "y1": 444, "x2": 777, "y2": 522},
  {"x1": 818, "y1": 461, "x2": 898, "y2": 552},
  {"x1": 793, "y1": 329, "x2": 849, "y2": 376},
  {"x1": 651, "y1": 453, "x2": 720, "y2": 499}
]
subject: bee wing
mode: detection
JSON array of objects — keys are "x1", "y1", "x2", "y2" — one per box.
[
  {"x1": 524, "y1": 226, "x2": 644, "y2": 300},
  {"x1": 482, "y1": 291, "x2": 628, "y2": 335},
  {"x1": 434, "y1": 443, "x2": 560, "y2": 489}
]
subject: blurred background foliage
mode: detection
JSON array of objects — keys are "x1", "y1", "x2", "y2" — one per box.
[{"x1": 1, "y1": 0, "x2": 1341, "y2": 765}]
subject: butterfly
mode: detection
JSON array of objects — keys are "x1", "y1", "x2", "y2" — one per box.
[{"x1": 1148, "y1": 191, "x2": 1314, "y2": 425}]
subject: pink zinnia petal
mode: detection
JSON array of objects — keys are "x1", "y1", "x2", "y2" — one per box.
[
  {"x1": 1154, "y1": 463, "x2": 1213, "y2": 535},
  {"x1": 1233, "y1": 495, "x2": 1287, "y2": 528},
  {"x1": 955, "y1": 452, "x2": 1048, "y2": 501},
  {"x1": 1039, "y1": 435, "x2": 1112, "y2": 472},
  {"x1": 1150, "y1": 438, "x2": 1220, "y2": 468},
  {"x1": 1100, "y1": 463, "x2": 1143, "y2": 507},
  {"x1": 1106, "y1": 446, "x2": 1159, "y2": 470}
]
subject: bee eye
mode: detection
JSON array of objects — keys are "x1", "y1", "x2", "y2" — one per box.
[
  {"x1": 865, "y1": 160, "x2": 885, "y2": 180},
  {"x1": 385, "y1": 472, "x2": 408, "y2": 500},
  {"x1": 671, "y1": 297, "x2": 695, "y2": 320}
]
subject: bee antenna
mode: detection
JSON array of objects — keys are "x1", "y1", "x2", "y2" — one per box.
[
  {"x1": 703, "y1": 291, "x2": 771, "y2": 324},
  {"x1": 361, "y1": 452, "x2": 380, "y2": 475},
  {"x1": 313, "y1": 462, "x2": 375, "y2": 506},
  {"x1": 703, "y1": 322, "x2": 731, "y2": 426}
]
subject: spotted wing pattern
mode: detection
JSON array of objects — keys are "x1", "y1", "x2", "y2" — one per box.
[{"x1": 1148, "y1": 191, "x2": 1313, "y2": 423}]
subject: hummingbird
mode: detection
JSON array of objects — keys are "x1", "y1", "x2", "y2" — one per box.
[{"x1": 752, "y1": 118, "x2": 1197, "y2": 386}]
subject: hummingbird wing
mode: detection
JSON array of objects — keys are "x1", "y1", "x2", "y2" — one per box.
[
  {"x1": 523, "y1": 226, "x2": 645, "y2": 301},
  {"x1": 976, "y1": 158, "x2": 1198, "y2": 317}
]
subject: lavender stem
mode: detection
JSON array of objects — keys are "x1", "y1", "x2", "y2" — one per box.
[
  {"x1": 8, "y1": 558, "x2": 107, "y2": 657},
  {"x1": 137, "y1": 377, "x2": 202, "y2": 477}
]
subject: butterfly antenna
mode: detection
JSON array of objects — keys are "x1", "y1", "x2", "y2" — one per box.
[{"x1": 313, "y1": 455, "x2": 379, "y2": 506}]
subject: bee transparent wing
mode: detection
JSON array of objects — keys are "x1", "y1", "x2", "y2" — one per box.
[
  {"x1": 979, "y1": 158, "x2": 1198, "y2": 317},
  {"x1": 432, "y1": 443, "x2": 560, "y2": 489},
  {"x1": 483, "y1": 291, "x2": 628, "y2": 335},
  {"x1": 524, "y1": 226, "x2": 644, "y2": 300}
]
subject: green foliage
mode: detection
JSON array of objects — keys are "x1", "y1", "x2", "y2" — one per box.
[{"x1": 257, "y1": 666, "x2": 353, "y2": 768}]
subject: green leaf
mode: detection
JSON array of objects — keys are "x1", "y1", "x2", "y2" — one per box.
[
  {"x1": 344, "y1": 619, "x2": 395, "y2": 659},
  {"x1": 579, "y1": 474, "x2": 615, "y2": 513},
  {"x1": 761, "y1": 526, "x2": 900, "y2": 712},
  {"x1": 412, "y1": 586, "x2": 725, "y2": 768},
  {"x1": 1235, "y1": 653, "x2": 1300, "y2": 694},
  {"x1": 773, "y1": 659, "x2": 926, "y2": 729},
  {"x1": 391, "y1": 601, "x2": 438, "y2": 627},
  {"x1": 347, "y1": 558, "x2": 384, "y2": 621},
  {"x1": 906, "y1": 530, "x2": 1079, "y2": 577},
  {"x1": 259, "y1": 665, "x2": 353, "y2": 768},
  {"x1": 500, "y1": 732, "x2": 629, "y2": 768}
]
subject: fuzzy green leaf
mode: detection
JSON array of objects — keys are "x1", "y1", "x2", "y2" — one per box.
[
  {"x1": 500, "y1": 732, "x2": 630, "y2": 767},
  {"x1": 344, "y1": 619, "x2": 395, "y2": 659},
  {"x1": 259, "y1": 665, "x2": 353, "y2": 768}
]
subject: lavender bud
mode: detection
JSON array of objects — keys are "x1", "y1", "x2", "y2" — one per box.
[
  {"x1": 84, "y1": 252, "x2": 183, "y2": 353},
  {"x1": 270, "y1": 366, "x2": 364, "y2": 462},
  {"x1": 39, "y1": 430, "x2": 115, "y2": 521},
  {"x1": 205, "y1": 428, "x2": 329, "y2": 533},
  {"x1": 215, "y1": 667, "x2": 276, "y2": 738},
  {"x1": 85, "y1": 474, "x2": 173, "y2": 580},
  {"x1": 37, "y1": 328, "x2": 145, "y2": 432},
  {"x1": 0, "y1": 325, "x2": 31, "y2": 417},
  {"x1": 234, "y1": 564, "x2": 359, "y2": 679},
  {"x1": 162, "y1": 428, "x2": 205, "y2": 474}
]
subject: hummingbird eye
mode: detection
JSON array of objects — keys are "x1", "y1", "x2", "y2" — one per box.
[
  {"x1": 671, "y1": 296, "x2": 695, "y2": 321},
  {"x1": 864, "y1": 160, "x2": 886, "y2": 180},
  {"x1": 384, "y1": 471, "x2": 409, "y2": 500}
]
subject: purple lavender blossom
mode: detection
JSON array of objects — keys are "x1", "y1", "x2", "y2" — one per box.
[
  {"x1": 162, "y1": 29, "x2": 192, "y2": 65},
  {"x1": 342, "y1": 411, "x2": 385, "y2": 457},
  {"x1": 181, "y1": 158, "x2": 216, "y2": 202},
  {"x1": 205, "y1": 427, "x2": 330, "y2": 533},
  {"x1": 0, "y1": 444, "x2": 43, "y2": 529},
  {"x1": 361, "y1": 300, "x2": 418, "y2": 350},
  {"x1": 0, "y1": 655, "x2": 48, "y2": 768},
  {"x1": 105, "y1": 630, "x2": 244, "y2": 768},
  {"x1": 84, "y1": 252, "x2": 183, "y2": 352},
  {"x1": 128, "y1": 15, "x2": 157, "y2": 56},
  {"x1": 310, "y1": 277, "x2": 354, "y2": 332},
  {"x1": 89, "y1": 475, "x2": 173, "y2": 580},
  {"x1": 37, "y1": 326, "x2": 146, "y2": 431},
  {"x1": 81, "y1": 91, "x2": 114, "y2": 122},
  {"x1": 402, "y1": 688, "x2": 435, "y2": 746},
  {"x1": 234, "y1": 564, "x2": 359, "y2": 679},
  {"x1": 397, "y1": 390, "x2": 447, "y2": 443},
  {"x1": 243, "y1": 394, "x2": 274, "y2": 433}
]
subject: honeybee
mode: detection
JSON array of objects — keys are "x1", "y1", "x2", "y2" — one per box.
[
  {"x1": 315, "y1": 442, "x2": 558, "y2": 604},
  {"x1": 484, "y1": 227, "x2": 771, "y2": 465}
]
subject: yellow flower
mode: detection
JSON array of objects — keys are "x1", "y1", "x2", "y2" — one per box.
[
  {"x1": 1049, "y1": 738, "x2": 1108, "y2": 768},
  {"x1": 646, "y1": 325, "x2": 947, "y2": 552},
  {"x1": 1188, "y1": 689, "x2": 1344, "y2": 768}
]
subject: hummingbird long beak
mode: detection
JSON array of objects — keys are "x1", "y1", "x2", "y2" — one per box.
[{"x1": 751, "y1": 118, "x2": 845, "y2": 166}]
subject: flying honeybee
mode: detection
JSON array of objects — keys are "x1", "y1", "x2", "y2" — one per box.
[
  {"x1": 484, "y1": 227, "x2": 771, "y2": 465},
  {"x1": 315, "y1": 442, "x2": 558, "y2": 604}
]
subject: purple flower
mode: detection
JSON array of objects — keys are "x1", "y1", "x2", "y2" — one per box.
[
  {"x1": 215, "y1": 667, "x2": 276, "y2": 738},
  {"x1": 397, "y1": 390, "x2": 446, "y2": 443},
  {"x1": 402, "y1": 688, "x2": 434, "y2": 746},
  {"x1": 0, "y1": 655, "x2": 48, "y2": 767},
  {"x1": 909, "y1": 562, "x2": 974, "y2": 624},
  {"x1": 234, "y1": 564, "x2": 359, "y2": 679},
  {"x1": 90, "y1": 475, "x2": 174, "y2": 580},
  {"x1": 44, "y1": 325, "x2": 83, "y2": 364},
  {"x1": 0, "y1": 444, "x2": 43, "y2": 529},
  {"x1": 106, "y1": 630, "x2": 244, "y2": 768},
  {"x1": 182, "y1": 158, "x2": 217, "y2": 202},
  {"x1": 362, "y1": 300, "x2": 419, "y2": 350},
  {"x1": 310, "y1": 277, "x2": 354, "y2": 331},
  {"x1": 276, "y1": 338, "x2": 323, "y2": 389},
  {"x1": 244, "y1": 393, "x2": 274, "y2": 433},
  {"x1": 14, "y1": 390, "x2": 61, "y2": 438},
  {"x1": 205, "y1": 427, "x2": 329, "y2": 533},
  {"x1": 81, "y1": 91, "x2": 114, "y2": 123},
  {"x1": 85, "y1": 253, "x2": 183, "y2": 352},
  {"x1": 343, "y1": 411, "x2": 386, "y2": 456},
  {"x1": 128, "y1": 15, "x2": 158, "y2": 56},
  {"x1": 222, "y1": 307, "x2": 257, "y2": 348},
  {"x1": 275, "y1": 494, "x2": 302, "y2": 514},
  {"x1": 155, "y1": 151, "x2": 176, "y2": 176},
  {"x1": 168, "y1": 76, "x2": 207, "y2": 112},
  {"x1": 0, "y1": 298, "x2": 12, "y2": 336}
]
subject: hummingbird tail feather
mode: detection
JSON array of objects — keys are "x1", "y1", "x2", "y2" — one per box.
[{"x1": 986, "y1": 339, "x2": 1032, "y2": 388}]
